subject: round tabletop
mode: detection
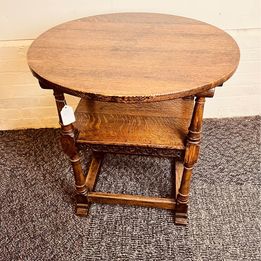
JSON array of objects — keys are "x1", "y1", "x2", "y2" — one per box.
[{"x1": 27, "y1": 13, "x2": 240, "y2": 102}]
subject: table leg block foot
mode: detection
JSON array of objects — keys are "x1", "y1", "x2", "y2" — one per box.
[
  {"x1": 75, "y1": 194, "x2": 89, "y2": 217},
  {"x1": 174, "y1": 213, "x2": 188, "y2": 225},
  {"x1": 175, "y1": 203, "x2": 188, "y2": 225}
]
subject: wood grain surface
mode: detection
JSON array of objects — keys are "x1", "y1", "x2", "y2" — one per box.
[
  {"x1": 27, "y1": 13, "x2": 240, "y2": 102},
  {"x1": 74, "y1": 98, "x2": 194, "y2": 150}
]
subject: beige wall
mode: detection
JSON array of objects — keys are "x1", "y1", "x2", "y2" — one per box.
[{"x1": 0, "y1": 0, "x2": 260, "y2": 130}]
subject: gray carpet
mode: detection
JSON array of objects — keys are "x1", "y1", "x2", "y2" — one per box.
[{"x1": 0, "y1": 116, "x2": 260, "y2": 261}]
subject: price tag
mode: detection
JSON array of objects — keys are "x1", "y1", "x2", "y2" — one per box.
[{"x1": 61, "y1": 105, "x2": 76, "y2": 125}]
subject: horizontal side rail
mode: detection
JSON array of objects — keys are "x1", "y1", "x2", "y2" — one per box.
[{"x1": 88, "y1": 192, "x2": 176, "y2": 210}]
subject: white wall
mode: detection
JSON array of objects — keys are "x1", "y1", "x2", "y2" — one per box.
[
  {"x1": 1, "y1": 0, "x2": 260, "y2": 40},
  {"x1": 0, "y1": 0, "x2": 260, "y2": 129}
]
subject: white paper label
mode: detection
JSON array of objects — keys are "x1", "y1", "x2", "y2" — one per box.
[{"x1": 61, "y1": 105, "x2": 76, "y2": 125}]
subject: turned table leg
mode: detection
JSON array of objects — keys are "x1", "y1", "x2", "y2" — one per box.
[
  {"x1": 53, "y1": 89, "x2": 89, "y2": 216},
  {"x1": 175, "y1": 96, "x2": 205, "y2": 225}
]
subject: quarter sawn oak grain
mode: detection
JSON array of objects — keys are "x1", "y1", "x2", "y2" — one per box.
[
  {"x1": 28, "y1": 13, "x2": 240, "y2": 103},
  {"x1": 74, "y1": 98, "x2": 194, "y2": 150}
]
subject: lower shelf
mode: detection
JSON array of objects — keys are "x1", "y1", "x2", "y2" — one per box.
[{"x1": 74, "y1": 98, "x2": 194, "y2": 156}]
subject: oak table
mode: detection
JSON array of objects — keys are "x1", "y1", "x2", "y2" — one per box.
[{"x1": 27, "y1": 13, "x2": 240, "y2": 225}]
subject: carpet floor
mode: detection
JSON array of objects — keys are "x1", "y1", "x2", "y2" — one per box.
[{"x1": 0, "y1": 116, "x2": 260, "y2": 261}]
